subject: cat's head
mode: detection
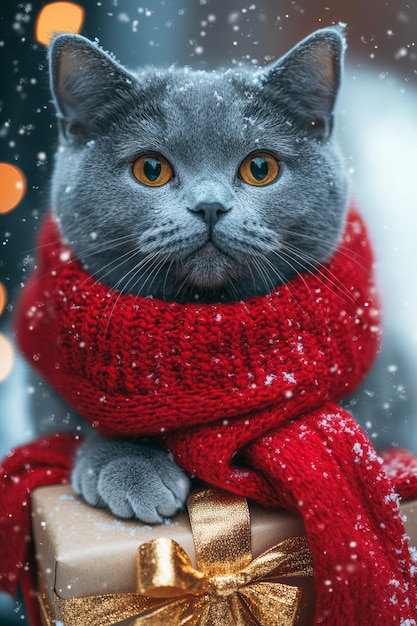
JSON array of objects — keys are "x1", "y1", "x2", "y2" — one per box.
[{"x1": 49, "y1": 27, "x2": 348, "y2": 303}]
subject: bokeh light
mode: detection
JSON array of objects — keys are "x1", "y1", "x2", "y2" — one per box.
[
  {"x1": 0, "y1": 283, "x2": 6, "y2": 317},
  {"x1": 35, "y1": 2, "x2": 85, "y2": 46},
  {"x1": 0, "y1": 163, "x2": 26, "y2": 214},
  {"x1": 0, "y1": 334, "x2": 14, "y2": 383}
]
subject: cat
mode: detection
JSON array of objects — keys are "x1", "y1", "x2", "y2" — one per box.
[{"x1": 28, "y1": 25, "x2": 389, "y2": 523}]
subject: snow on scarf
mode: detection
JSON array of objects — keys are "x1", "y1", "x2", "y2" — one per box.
[{"x1": 1, "y1": 205, "x2": 417, "y2": 624}]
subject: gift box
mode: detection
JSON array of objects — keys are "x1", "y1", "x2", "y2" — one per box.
[{"x1": 31, "y1": 484, "x2": 417, "y2": 626}]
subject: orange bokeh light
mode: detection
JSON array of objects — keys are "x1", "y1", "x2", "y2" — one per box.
[
  {"x1": 0, "y1": 333, "x2": 14, "y2": 382},
  {"x1": 35, "y1": 2, "x2": 85, "y2": 46},
  {"x1": 0, "y1": 163, "x2": 26, "y2": 214},
  {"x1": 0, "y1": 283, "x2": 6, "y2": 317}
]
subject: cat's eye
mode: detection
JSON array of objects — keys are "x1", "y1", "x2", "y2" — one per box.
[
  {"x1": 132, "y1": 154, "x2": 173, "y2": 187},
  {"x1": 239, "y1": 152, "x2": 280, "y2": 187}
]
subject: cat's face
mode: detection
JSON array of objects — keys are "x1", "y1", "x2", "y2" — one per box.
[{"x1": 49, "y1": 27, "x2": 348, "y2": 303}]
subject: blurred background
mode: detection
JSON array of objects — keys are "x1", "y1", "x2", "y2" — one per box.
[{"x1": 1, "y1": 1, "x2": 416, "y2": 622}]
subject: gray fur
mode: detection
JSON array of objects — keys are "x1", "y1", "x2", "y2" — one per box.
[
  {"x1": 71, "y1": 432, "x2": 190, "y2": 523},
  {"x1": 49, "y1": 27, "x2": 348, "y2": 303},
  {"x1": 33, "y1": 28, "x2": 351, "y2": 522}
]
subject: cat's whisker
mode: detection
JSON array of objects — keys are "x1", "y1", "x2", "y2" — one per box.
[
  {"x1": 162, "y1": 258, "x2": 175, "y2": 300},
  {"x1": 21, "y1": 230, "x2": 139, "y2": 259},
  {"x1": 256, "y1": 252, "x2": 310, "y2": 312},
  {"x1": 172, "y1": 266, "x2": 199, "y2": 302},
  {"x1": 173, "y1": 277, "x2": 192, "y2": 302},
  {"x1": 248, "y1": 256, "x2": 277, "y2": 296},
  {"x1": 22, "y1": 233, "x2": 143, "y2": 306},
  {"x1": 102, "y1": 251, "x2": 163, "y2": 325},
  {"x1": 104, "y1": 288, "x2": 126, "y2": 331},
  {"x1": 260, "y1": 250, "x2": 347, "y2": 330},
  {"x1": 60, "y1": 246, "x2": 144, "y2": 310},
  {"x1": 71, "y1": 247, "x2": 155, "y2": 324},
  {"x1": 131, "y1": 254, "x2": 170, "y2": 298},
  {"x1": 278, "y1": 244, "x2": 362, "y2": 308},
  {"x1": 264, "y1": 249, "x2": 314, "y2": 299},
  {"x1": 225, "y1": 277, "x2": 241, "y2": 302},
  {"x1": 89, "y1": 248, "x2": 142, "y2": 284},
  {"x1": 242, "y1": 256, "x2": 261, "y2": 298},
  {"x1": 277, "y1": 227, "x2": 372, "y2": 276},
  {"x1": 108, "y1": 252, "x2": 157, "y2": 293}
]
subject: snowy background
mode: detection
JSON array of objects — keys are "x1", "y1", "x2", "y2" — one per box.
[{"x1": 0, "y1": 1, "x2": 416, "y2": 623}]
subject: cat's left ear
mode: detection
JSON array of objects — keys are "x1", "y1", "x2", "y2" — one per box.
[
  {"x1": 49, "y1": 34, "x2": 136, "y2": 142},
  {"x1": 262, "y1": 25, "x2": 346, "y2": 140}
]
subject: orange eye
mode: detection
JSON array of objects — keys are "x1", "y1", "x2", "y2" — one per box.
[
  {"x1": 239, "y1": 152, "x2": 280, "y2": 187},
  {"x1": 132, "y1": 154, "x2": 173, "y2": 187}
]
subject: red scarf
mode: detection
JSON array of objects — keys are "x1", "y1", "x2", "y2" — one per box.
[{"x1": 1, "y1": 206, "x2": 417, "y2": 624}]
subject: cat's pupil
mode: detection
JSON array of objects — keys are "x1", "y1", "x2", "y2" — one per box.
[
  {"x1": 144, "y1": 158, "x2": 162, "y2": 182},
  {"x1": 250, "y1": 157, "x2": 268, "y2": 182}
]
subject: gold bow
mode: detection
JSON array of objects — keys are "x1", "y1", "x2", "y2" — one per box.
[{"x1": 39, "y1": 488, "x2": 313, "y2": 626}]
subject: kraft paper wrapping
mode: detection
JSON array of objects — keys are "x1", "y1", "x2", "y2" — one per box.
[{"x1": 31, "y1": 484, "x2": 417, "y2": 626}]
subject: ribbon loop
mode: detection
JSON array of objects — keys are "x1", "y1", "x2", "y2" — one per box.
[{"x1": 136, "y1": 537, "x2": 207, "y2": 598}]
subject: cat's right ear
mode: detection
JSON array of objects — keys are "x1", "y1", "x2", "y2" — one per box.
[{"x1": 49, "y1": 34, "x2": 134, "y2": 142}]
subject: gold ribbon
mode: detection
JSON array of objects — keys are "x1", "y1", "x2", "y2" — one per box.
[{"x1": 38, "y1": 488, "x2": 313, "y2": 626}]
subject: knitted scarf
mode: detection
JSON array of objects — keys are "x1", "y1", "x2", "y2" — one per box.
[{"x1": 1, "y1": 206, "x2": 417, "y2": 625}]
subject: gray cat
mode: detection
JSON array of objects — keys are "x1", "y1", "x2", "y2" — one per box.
[{"x1": 27, "y1": 26, "x2": 410, "y2": 523}]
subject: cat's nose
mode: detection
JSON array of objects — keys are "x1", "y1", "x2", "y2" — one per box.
[{"x1": 190, "y1": 202, "x2": 230, "y2": 230}]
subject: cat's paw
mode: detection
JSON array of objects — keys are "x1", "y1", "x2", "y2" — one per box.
[{"x1": 71, "y1": 436, "x2": 190, "y2": 523}]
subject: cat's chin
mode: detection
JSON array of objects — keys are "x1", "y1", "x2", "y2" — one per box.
[
  {"x1": 178, "y1": 243, "x2": 238, "y2": 290},
  {"x1": 166, "y1": 243, "x2": 283, "y2": 303}
]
